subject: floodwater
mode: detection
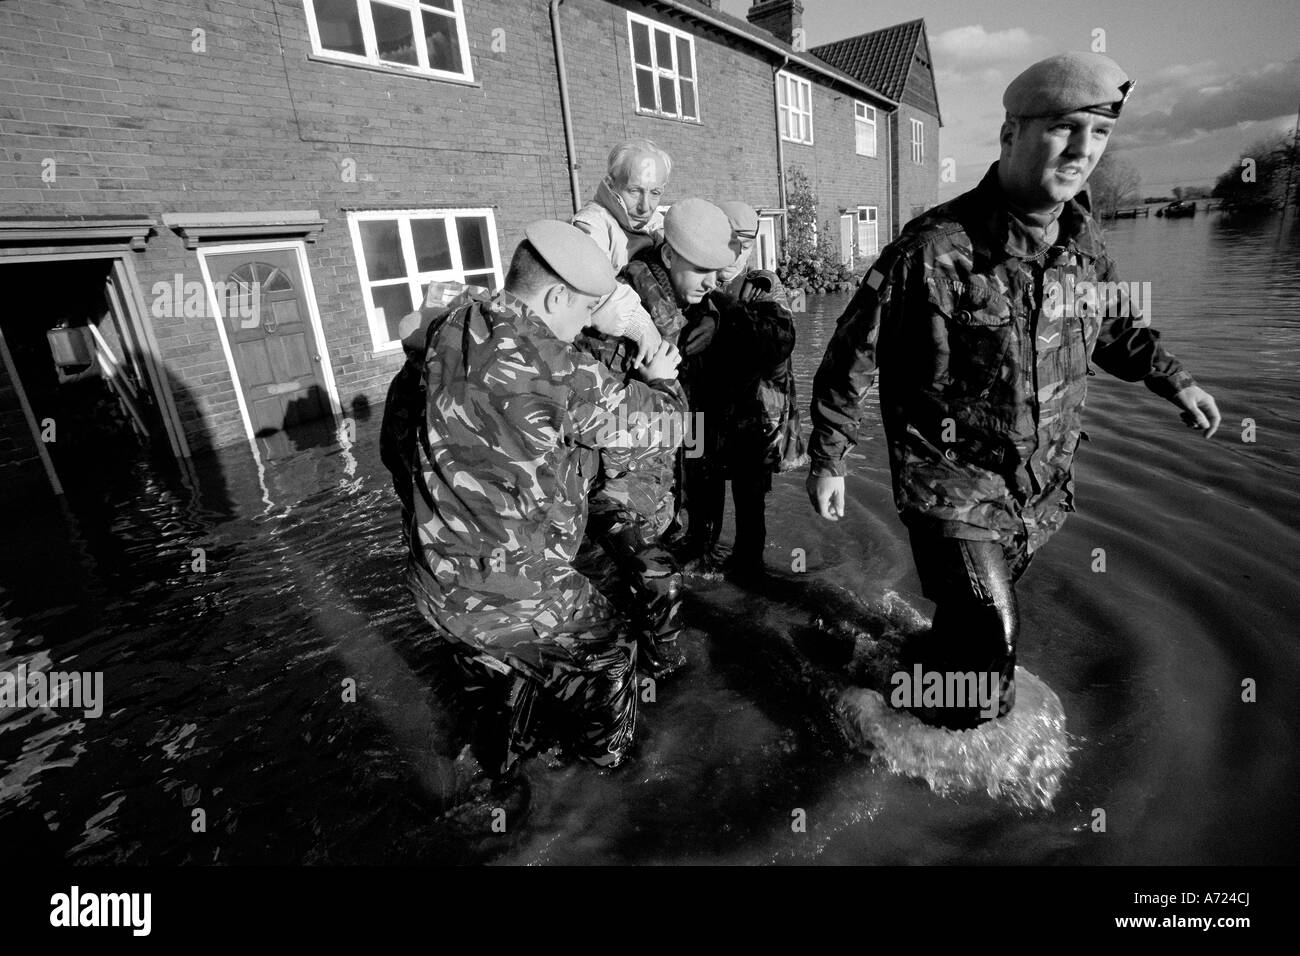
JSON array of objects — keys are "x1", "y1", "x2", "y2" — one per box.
[{"x1": 2, "y1": 211, "x2": 1298, "y2": 864}]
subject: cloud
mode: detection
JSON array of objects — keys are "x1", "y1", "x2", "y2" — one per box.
[
  {"x1": 1117, "y1": 56, "x2": 1300, "y2": 149},
  {"x1": 931, "y1": 25, "x2": 1043, "y2": 65}
]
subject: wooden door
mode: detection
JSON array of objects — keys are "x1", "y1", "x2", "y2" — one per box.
[{"x1": 206, "y1": 248, "x2": 333, "y2": 455}]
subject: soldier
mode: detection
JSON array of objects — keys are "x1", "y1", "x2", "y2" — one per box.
[
  {"x1": 573, "y1": 198, "x2": 735, "y2": 676},
  {"x1": 678, "y1": 200, "x2": 803, "y2": 577},
  {"x1": 398, "y1": 220, "x2": 686, "y2": 774},
  {"x1": 807, "y1": 53, "x2": 1221, "y2": 729}
]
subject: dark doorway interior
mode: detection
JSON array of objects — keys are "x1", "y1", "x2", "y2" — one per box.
[{"x1": 0, "y1": 260, "x2": 152, "y2": 502}]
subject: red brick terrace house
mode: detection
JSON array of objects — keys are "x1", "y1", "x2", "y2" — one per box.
[
  {"x1": 0, "y1": 0, "x2": 940, "y2": 497},
  {"x1": 812, "y1": 18, "x2": 943, "y2": 228}
]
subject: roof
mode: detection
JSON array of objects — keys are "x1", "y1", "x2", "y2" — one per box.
[
  {"x1": 810, "y1": 18, "x2": 925, "y2": 102},
  {"x1": 649, "y1": 0, "x2": 896, "y2": 108}
]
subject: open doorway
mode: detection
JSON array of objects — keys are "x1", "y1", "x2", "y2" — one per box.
[{"x1": 0, "y1": 259, "x2": 166, "y2": 501}]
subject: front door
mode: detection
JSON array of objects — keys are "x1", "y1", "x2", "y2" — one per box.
[{"x1": 204, "y1": 247, "x2": 333, "y2": 457}]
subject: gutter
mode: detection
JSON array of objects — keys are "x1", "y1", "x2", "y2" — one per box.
[
  {"x1": 653, "y1": 0, "x2": 897, "y2": 109},
  {"x1": 549, "y1": 0, "x2": 582, "y2": 214}
]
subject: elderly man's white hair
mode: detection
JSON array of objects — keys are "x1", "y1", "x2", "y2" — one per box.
[{"x1": 605, "y1": 139, "x2": 672, "y2": 187}]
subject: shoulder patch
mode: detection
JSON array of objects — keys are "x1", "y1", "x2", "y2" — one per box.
[{"x1": 865, "y1": 269, "x2": 884, "y2": 291}]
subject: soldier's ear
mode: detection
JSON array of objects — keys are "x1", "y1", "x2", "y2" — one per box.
[
  {"x1": 999, "y1": 117, "x2": 1018, "y2": 150},
  {"x1": 542, "y1": 283, "x2": 569, "y2": 315}
]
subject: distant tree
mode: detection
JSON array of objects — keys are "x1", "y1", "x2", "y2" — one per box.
[
  {"x1": 1213, "y1": 131, "x2": 1299, "y2": 213},
  {"x1": 776, "y1": 165, "x2": 856, "y2": 294},
  {"x1": 1088, "y1": 153, "x2": 1142, "y2": 218}
]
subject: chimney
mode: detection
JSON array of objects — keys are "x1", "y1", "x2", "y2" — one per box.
[{"x1": 746, "y1": 0, "x2": 804, "y2": 46}]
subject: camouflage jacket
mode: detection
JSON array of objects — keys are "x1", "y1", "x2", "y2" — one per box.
[
  {"x1": 810, "y1": 163, "x2": 1197, "y2": 551},
  {"x1": 695, "y1": 270, "x2": 803, "y2": 473},
  {"x1": 572, "y1": 246, "x2": 690, "y2": 530},
  {"x1": 405, "y1": 290, "x2": 687, "y2": 658}
]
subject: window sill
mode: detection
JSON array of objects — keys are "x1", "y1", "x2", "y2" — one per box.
[
  {"x1": 307, "y1": 52, "x2": 481, "y2": 89},
  {"x1": 633, "y1": 109, "x2": 704, "y2": 127},
  {"x1": 782, "y1": 137, "x2": 814, "y2": 147}
]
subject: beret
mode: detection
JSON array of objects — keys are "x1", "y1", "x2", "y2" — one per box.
[
  {"x1": 663, "y1": 198, "x2": 736, "y2": 270},
  {"x1": 1003, "y1": 52, "x2": 1134, "y2": 119},
  {"x1": 717, "y1": 200, "x2": 759, "y2": 240},
  {"x1": 523, "y1": 219, "x2": 616, "y2": 297}
]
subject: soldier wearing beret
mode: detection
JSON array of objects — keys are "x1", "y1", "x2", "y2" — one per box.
[
  {"x1": 573, "y1": 198, "x2": 735, "y2": 677},
  {"x1": 807, "y1": 53, "x2": 1221, "y2": 729},
  {"x1": 394, "y1": 220, "x2": 687, "y2": 773}
]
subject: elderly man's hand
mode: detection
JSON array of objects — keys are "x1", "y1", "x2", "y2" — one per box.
[
  {"x1": 1173, "y1": 385, "x2": 1221, "y2": 439},
  {"x1": 806, "y1": 472, "x2": 846, "y2": 520}
]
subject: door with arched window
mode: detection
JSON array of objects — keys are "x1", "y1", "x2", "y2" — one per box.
[{"x1": 204, "y1": 247, "x2": 334, "y2": 455}]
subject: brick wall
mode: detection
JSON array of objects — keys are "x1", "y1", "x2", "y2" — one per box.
[{"x1": 1, "y1": 0, "x2": 904, "y2": 459}]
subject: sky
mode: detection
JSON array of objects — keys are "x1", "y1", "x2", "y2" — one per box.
[{"x1": 720, "y1": 0, "x2": 1300, "y2": 200}]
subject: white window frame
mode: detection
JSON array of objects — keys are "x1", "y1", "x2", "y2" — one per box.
[
  {"x1": 911, "y1": 117, "x2": 925, "y2": 165},
  {"x1": 756, "y1": 215, "x2": 778, "y2": 272},
  {"x1": 347, "y1": 208, "x2": 503, "y2": 354},
  {"x1": 855, "y1": 101, "x2": 877, "y2": 157},
  {"x1": 626, "y1": 12, "x2": 700, "y2": 122},
  {"x1": 777, "y1": 71, "x2": 813, "y2": 144},
  {"x1": 857, "y1": 205, "x2": 879, "y2": 258},
  {"x1": 304, "y1": 0, "x2": 475, "y2": 83}
]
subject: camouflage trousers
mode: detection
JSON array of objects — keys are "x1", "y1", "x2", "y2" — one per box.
[
  {"x1": 445, "y1": 592, "x2": 639, "y2": 774},
  {"x1": 577, "y1": 502, "x2": 684, "y2": 677}
]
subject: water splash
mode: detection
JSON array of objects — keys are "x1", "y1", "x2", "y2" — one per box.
[{"x1": 834, "y1": 668, "x2": 1072, "y2": 811}]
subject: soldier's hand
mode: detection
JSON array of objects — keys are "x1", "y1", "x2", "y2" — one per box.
[
  {"x1": 639, "y1": 340, "x2": 681, "y2": 381},
  {"x1": 1173, "y1": 385, "x2": 1221, "y2": 439},
  {"x1": 806, "y1": 472, "x2": 846, "y2": 521}
]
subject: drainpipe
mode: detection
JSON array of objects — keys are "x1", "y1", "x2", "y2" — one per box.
[
  {"x1": 549, "y1": 0, "x2": 582, "y2": 214},
  {"x1": 772, "y1": 56, "x2": 788, "y2": 239}
]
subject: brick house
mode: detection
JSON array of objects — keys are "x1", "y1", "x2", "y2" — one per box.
[
  {"x1": 812, "y1": 18, "x2": 943, "y2": 231},
  {"x1": 0, "y1": 0, "x2": 938, "y2": 495}
]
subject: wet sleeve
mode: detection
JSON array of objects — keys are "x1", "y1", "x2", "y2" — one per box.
[
  {"x1": 808, "y1": 250, "x2": 903, "y2": 477},
  {"x1": 1090, "y1": 252, "x2": 1197, "y2": 399}
]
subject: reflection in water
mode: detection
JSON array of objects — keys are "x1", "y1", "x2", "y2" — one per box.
[{"x1": 1, "y1": 214, "x2": 1298, "y2": 864}]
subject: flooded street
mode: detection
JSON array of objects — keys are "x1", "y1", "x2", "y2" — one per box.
[{"x1": 2, "y1": 212, "x2": 1298, "y2": 865}]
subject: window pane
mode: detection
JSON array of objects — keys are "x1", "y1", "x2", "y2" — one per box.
[
  {"x1": 856, "y1": 124, "x2": 868, "y2": 154},
  {"x1": 372, "y1": 1, "x2": 418, "y2": 66},
  {"x1": 359, "y1": 220, "x2": 405, "y2": 280},
  {"x1": 422, "y1": 9, "x2": 463, "y2": 73},
  {"x1": 463, "y1": 271, "x2": 495, "y2": 291},
  {"x1": 371, "y1": 283, "x2": 414, "y2": 342},
  {"x1": 456, "y1": 216, "x2": 493, "y2": 271},
  {"x1": 680, "y1": 78, "x2": 696, "y2": 119},
  {"x1": 676, "y1": 37, "x2": 693, "y2": 79},
  {"x1": 653, "y1": 28, "x2": 672, "y2": 68},
  {"x1": 411, "y1": 218, "x2": 453, "y2": 272},
  {"x1": 631, "y1": 21, "x2": 652, "y2": 66},
  {"x1": 658, "y1": 74, "x2": 677, "y2": 115},
  {"x1": 424, "y1": 0, "x2": 454, "y2": 9},
  {"x1": 799, "y1": 82, "x2": 810, "y2": 112},
  {"x1": 315, "y1": 0, "x2": 365, "y2": 56},
  {"x1": 635, "y1": 67, "x2": 656, "y2": 110}
]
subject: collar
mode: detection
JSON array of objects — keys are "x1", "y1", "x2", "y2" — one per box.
[
  {"x1": 488, "y1": 288, "x2": 557, "y2": 339},
  {"x1": 967, "y1": 162, "x2": 1104, "y2": 262}
]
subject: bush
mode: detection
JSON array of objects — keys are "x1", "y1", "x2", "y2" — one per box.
[{"x1": 775, "y1": 167, "x2": 863, "y2": 295}]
